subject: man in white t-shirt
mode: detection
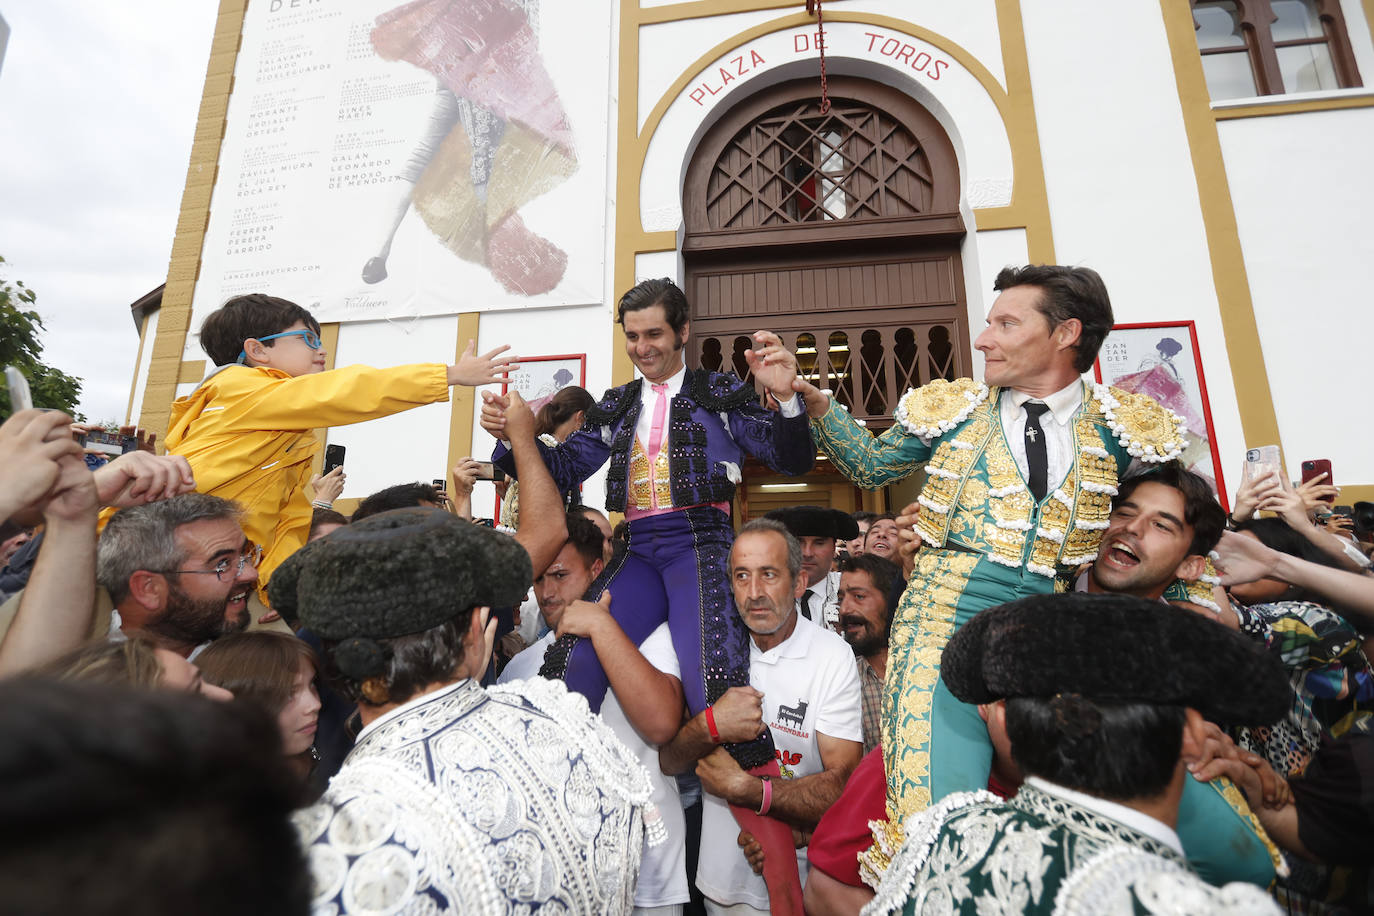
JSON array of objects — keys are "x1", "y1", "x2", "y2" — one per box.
[
  {"x1": 500, "y1": 511, "x2": 689, "y2": 915},
  {"x1": 660, "y1": 518, "x2": 863, "y2": 915}
]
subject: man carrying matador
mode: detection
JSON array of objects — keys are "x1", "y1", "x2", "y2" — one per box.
[
  {"x1": 482, "y1": 278, "x2": 814, "y2": 914},
  {"x1": 787, "y1": 264, "x2": 1282, "y2": 889}
]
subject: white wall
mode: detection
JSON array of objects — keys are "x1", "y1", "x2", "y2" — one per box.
[
  {"x1": 327, "y1": 314, "x2": 459, "y2": 500},
  {"x1": 1218, "y1": 108, "x2": 1374, "y2": 486},
  {"x1": 1019, "y1": 0, "x2": 1248, "y2": 486},
  {"x1": 127, "y1": 307, "x2": 159, "y2": 425}
]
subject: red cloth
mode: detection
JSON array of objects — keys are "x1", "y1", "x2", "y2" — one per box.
[
  {"x1": 806, "y1": 746, "x2": 1018, "y2": 888},
  {"x1": 806, "y1": 747, "x2": 885, "y2": 887}
]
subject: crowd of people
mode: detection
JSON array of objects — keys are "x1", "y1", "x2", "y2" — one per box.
[{"x1": 2, "y1": 269, "x2": 1373, "y2": 915}]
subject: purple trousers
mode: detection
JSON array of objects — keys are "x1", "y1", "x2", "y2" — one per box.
[{"x1": 539, "y1": 506, "x2": 775, "y2": 769}]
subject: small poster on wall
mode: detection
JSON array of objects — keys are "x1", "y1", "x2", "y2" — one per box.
[
  {"x1": 500, "y1": 353, "x2": 587, "y2": 415},
  {"x1": 1093, "y1": 321, "x2": 1228, "y2": 510}
]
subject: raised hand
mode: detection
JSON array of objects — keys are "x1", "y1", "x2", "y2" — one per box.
[
  {"x1": 743, "y1": 331, "x2": 798, "y2": 402},
  {"x1": 791, "y1": 376, "x2": 831, "y2": 419},
  {"x1": 0, "y1": 410, "x2": 83, "y2": 522},
  {"x1": 479, "y1": 390, "x2": 509, "y2": 439},
  {"x1": 504, "y1": 390, "x2": 536, "y2": 442},
  {"x1": 449, "y1": 340, "x2": 520, "y2": 387},
  {"x1": 309, "y1": 466, "x2": 346, "y2": 504},
  {"x1": 94, "y1": 451, "x2": 197, "y2": 508}
]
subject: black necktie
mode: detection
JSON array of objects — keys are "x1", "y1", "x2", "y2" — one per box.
[
  {"x1": 800, "y1": 589, "x2": 814, "y2": 620},
  {"x1": 1024, "y1": 401, "x2": 1050, "y2": 503}
]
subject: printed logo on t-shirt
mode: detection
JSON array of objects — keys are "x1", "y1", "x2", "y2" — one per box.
[
  {"x1": 772, "y1": 697, "x2": 809, "y2": 739},
  {"x1": 775, "y1": 748, "x2": 804, "y2": 779}
]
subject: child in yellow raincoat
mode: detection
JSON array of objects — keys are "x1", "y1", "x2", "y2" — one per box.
[{"x1": 162, "y1": 293, "x2": 516, "y2": 606}]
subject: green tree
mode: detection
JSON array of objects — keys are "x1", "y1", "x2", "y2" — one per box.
[{"x1": 0, "y1": 255, "x2": 85, "y2": 422}]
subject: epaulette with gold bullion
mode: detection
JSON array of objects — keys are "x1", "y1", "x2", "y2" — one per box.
[
  {"x1": 1092, "y1": 384, "x2": 1188, "y2": 463},
  {"x1": 893, "y1": 378, "x2": 990, "y2": 438}
]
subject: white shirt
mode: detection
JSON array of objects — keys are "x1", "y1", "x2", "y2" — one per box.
[
  {"x1": 797, "y1": 570, "x2": 841, "y2": 630},
  {"x1": 633, "y1": 364, "x2": 803, "y2": 447},
  {"x1": 696, "y1": 616, "x2": 863, "y2": 911},
  {"x1": 999, "y1": 380, "x2": 1083, "y2": 496},
  {"x1": 501, "y1": 626, "x2": 689, "y2": 909}
]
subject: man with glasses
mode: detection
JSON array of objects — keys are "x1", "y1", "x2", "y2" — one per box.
[{"x1": 97, "y1": 493, "x2": 261, "y2": 659}]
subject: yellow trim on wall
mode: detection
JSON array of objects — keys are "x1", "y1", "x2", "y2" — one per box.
[
  {"x1": 1159, "y1": 0, "x2": 1283, "y2": 456},
  {"x1": 446, "y1": 313, "x2": 481, "y2": 475},
  {"x1": 616, "y1": 2, "x2": 1058, "y2": 383},
  {"x1": 140, "y1": 0, "x2": 249, "y2": 443},
  {"x1": 178, "y1": 360, "x2": 207, "y2": 383},
  {"x1": 1213, "y1": 93, "x2": 1374, "y2": 119}
]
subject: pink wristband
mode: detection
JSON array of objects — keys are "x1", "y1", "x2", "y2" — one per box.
[{"x1": 757, "y1": 775, "x2": 772, "y2": 815}]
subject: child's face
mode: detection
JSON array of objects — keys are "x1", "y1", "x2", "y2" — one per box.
[{"x1": 251, "y1": 320, "x2": 326, "y2": 376}]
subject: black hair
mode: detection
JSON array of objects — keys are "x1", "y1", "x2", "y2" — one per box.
[
  {"x1": 1235, "y1": 516, "x2": 1340, "y2": 566},
  {"x1": 993, "y1": 265, "x2": 1114, "y2": 374},
  {"x1": 321, "y1": 617, "x2": 471, "y2": 708},
  {"x1": 851, "y1": 511, "x2": 879, "y2": 527},
  {"x1": 199, "y1": 293, "x2": 321, "y2": 367},
  {"x1": 309, "y1": 507, "x2": 348, "y2": 538},
  {"x1": 1004, "y1": 695, "x2": 1186, "y2": 801},
  {"x1": 837, "y1": 553, "x2": 904, "y2": 627},
  {"x1": 1115, "y1": 461, "x2": 1226, "y2": 556},
  {"x1": 0, "y1": 679, "x2": 309, "y2": 915},
  {"x1": 351, "y1": 483, "x2": 442, "y2": 522},
  {"x1": 617, "y1": 278, "x2": 690, "y2": 333},
  {"x1": 564, "y1": 511, "x2": 605, "y2": 568}
]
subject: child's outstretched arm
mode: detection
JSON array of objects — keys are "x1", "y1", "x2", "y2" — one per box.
[{"x1": 447, "y1": 341, "x2": 520, "y2": 387}]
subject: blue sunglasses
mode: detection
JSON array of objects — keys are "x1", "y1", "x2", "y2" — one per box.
[{"x1": 237, "y1": 329, "x2": 322, "y2": 365}]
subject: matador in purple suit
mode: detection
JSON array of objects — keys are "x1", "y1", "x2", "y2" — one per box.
[{"x1": 484, "y1": 278, "x2": 813, "y2": 914}]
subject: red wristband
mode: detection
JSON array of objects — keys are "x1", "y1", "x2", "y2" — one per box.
[
  {"x1": 758, "y1": 775, "x2": 773, "y2": 815},
  {"x1": 705, "y1": 706, "x2": 722, "y2": 744}
]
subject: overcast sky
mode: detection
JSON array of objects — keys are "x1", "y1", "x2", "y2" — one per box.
[{"x1": 0, "y1": 2, "x2": 218, "y2": 423}]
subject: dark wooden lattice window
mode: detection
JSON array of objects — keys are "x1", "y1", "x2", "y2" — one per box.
[
  {"x1": 683, "y1": 78, "x2": 970, "y2": 429},
  {"x1": 704, "y1": 100, "x2": 938, "y2": 229}
]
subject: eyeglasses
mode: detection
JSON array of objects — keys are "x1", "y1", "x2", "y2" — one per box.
[
  {"x1": 162, "y1": 545, "x2": 263, "y2": 582},
  {"x1": 236, "y1": 329, "x2": 323, "y2": 365}
]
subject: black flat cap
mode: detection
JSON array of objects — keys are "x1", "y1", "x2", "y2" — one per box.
[
  {"x1": 268, "y1": 507, "x2": 531, "y2": 645},
  {"x1": 765, "y1": 505, "x2": 859, "y2": 541},
  {"x1": 941, "y1": 591, "x2": 1289, "y2": 726}
]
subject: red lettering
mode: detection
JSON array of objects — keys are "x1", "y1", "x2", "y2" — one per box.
[
  {"x1": 719, "y1": 66, "x2": 734, "y2": 86},
  {"x1": 814, "y1": 30, "x2": 825, "y2": 51},
  {"x1": 880, "y1": 38, "x2": 900, "y2": 56},
  {"x1": 912, "y1": 51, "x2": 932, "y2": 72},
  {"x1": 751, "y1": 49, "x2": 766, "y2": 67},
  {"x1": 706, "y1": 81, "x2": 722, "y2": 96},
  {"x1": 690, "y1": 87, "x2": 706, "y2": 105},
  {"x1": 733, "y1": 55, "x2": 746, "y2": 77},
  {"x1": 864, "y1": 31, "x2": 882, "y2": 51},
  {"x1": 896, "y1": 43, "x2": 915, "y2": 64},
  {"x1": 794, "y1": 33, "x2": 809, "y2": 53},
  {"x1": 930, "y1": 59, "x2": 948, "y2": 80}
]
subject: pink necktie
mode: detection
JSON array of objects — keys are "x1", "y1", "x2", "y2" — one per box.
[{"x1": 647, "y1": 383, "x2": 669, "y2": 456}]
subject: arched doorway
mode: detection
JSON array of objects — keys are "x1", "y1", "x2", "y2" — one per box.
[{"x1": 681, "y1": 77, "x2": 970, "y2": 518}]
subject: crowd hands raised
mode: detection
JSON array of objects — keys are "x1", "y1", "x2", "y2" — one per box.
[{"x1": 2, "y1": 278, "x2": 1374, "y2": 916}]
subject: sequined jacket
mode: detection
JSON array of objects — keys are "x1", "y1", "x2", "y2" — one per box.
[
  {"x1": 493, "y1": 369, "x2": 814, "y2": 512},
  {"x1": 864, "y1": 781, "x2": 1279, "y2": 915},
  {"x1": 811, "y1": 379, "x2": 1186, "y2": 578},
  {"x1": 293, "y1": 677, "x2": 657, "y2": 914}
]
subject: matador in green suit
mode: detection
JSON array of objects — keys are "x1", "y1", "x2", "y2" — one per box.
[{"x1": 784, "y1": 265, "x2": 1281, "y2": 888}]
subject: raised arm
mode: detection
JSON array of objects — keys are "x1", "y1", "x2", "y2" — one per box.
[
  {"x1": 807, "y1": 394, "x2": 932, "y2": 489},
  {"x1": 660, "y1": 685, "x2": 767, "y2": 775},
  {"x1": 0, "y1": 451, "x2": 98, "y2": 675},
  {"x1": 557, "y1": 594, "x2": 684, "y2": 745},
  {"x1": 500, "y1": 391, "x2": 568, "y2": 576},
  {"x1": 1214, "y1": 530, "x2": 1374, "y2": 625}
]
